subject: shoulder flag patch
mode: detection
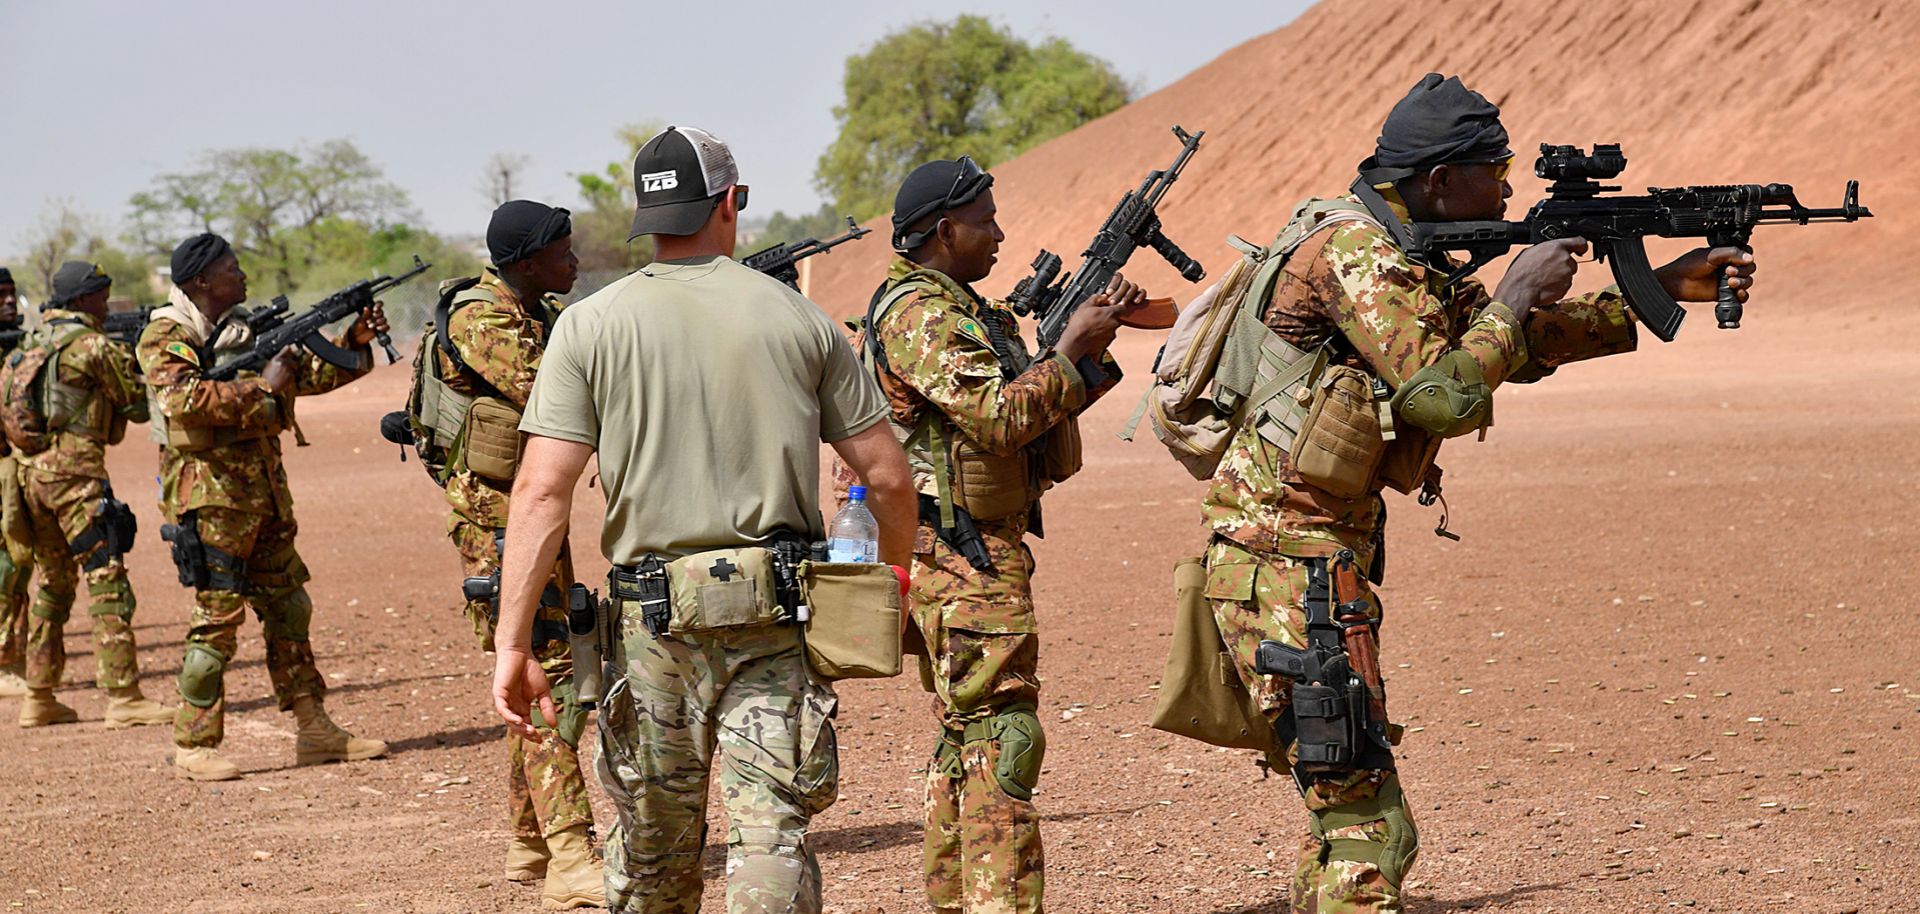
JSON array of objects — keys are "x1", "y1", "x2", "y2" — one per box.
[
  {"x1": 164, "y1": 341, "x2": 201, "y2": 365},
  {"x1": 954, "y1": 317, "x2": 990, "y2": 347}
]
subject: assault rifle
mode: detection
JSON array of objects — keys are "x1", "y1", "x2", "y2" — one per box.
[
  {"x1": 101, "y1": 309, "x2": 153, "y2": 347},
  {"x1": 1008, "y1": 125, "x2": 1208, "y2": 352},
  {"x1": 1412, "y1": 143, "x2": 1873, "y2": 342},
  {"x1": 743, "y1": 216, "x2": 872, "y2": 290},
  {"x1": 203, "y1": 258, "x2": 425, "y2": 381}
]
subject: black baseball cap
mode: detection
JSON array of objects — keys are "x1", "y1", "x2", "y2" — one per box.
[
  {"x1": 627, "y1": 126, "x2": 740, "y2": 240},
  {"x1": 891, "y1": 156, "x2": 993, "y2": 252}
]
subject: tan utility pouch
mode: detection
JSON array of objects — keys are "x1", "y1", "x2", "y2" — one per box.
[
  {"x1": 800, "y1": 561, "x2": 903, "y2": 680},
  {"x1": 1040, "y1": 420, "x2": 1082, "y2": 484},
  {"x1": 1289, "y1": 365, "x2": 1388, "y2": 499},
  {"x1": 952, "y1": 445, "x2": 1033, "y2": 521},
  {"x1": 461, "y1": 396, "x2": 523, "y2": 481},
  {"x1": 1148, "y1": 556, "x2": 1277, "y2": 752},
  {"x1": 664, "y1": 547, "x2": 781, "y2": 633}
]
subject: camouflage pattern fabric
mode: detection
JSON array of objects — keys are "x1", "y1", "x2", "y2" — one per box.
[
  {"x1": 914, "y1": 518, "x2": 1044, "y2": 914},
  {"x1": 0, "y1": 458, "x2": 30, "y2": 673},
  {"x1": 1203, "y1": 193, "x2": 1637, "y2": 561},
  {"x1": 450, "y1": 519, "x2": 592, "y2": 839},
  {"x1": 597, "y1": 615, "x2": 838, "y2": 914},
  {"x1": 171, "y1": 506, "x2": 327, "y2": 748},
  {"x1": 1206, "y1": 539, "x2": 1416, "y2": 913},
  {"x1": 864, "y1": 256, "x2": 1122, "y2": 914},
  {"x1": 21, "y1": 468, "x2": 138, "y2": 690},
  {"x1": 16, "y1": 308, "x2": 149, "y2": 479},
  {"x1": 136, "y1": 313, "x2": 367, "y2": 519},
  {"x1": 439, "y1": 270, "x2": 562, "y2": 527}
]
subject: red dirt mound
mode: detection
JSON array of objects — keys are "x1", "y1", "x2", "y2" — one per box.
[{"x1": 805, "y1": 0, "x2": 1915, "y2": 325}]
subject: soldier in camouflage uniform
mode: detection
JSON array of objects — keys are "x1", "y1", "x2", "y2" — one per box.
[
  {"x1": 490, "y1": 126, "x2": 917, "y2": 914},
  {"x1": 137, "y1": 233, "x2": 390, "y2": 782},
  {"x1": 0, "y1": 266, "x2": 32, "y2": 698},
  {"x1": 1199, "y1": 74, "x2": 1758, "y2": 914},
  {"x1": 860, "y1": 158, "x2": 1143, "y2": 914},
  {"x1": 435, "y1": 200, "x2": 599, "y2": 909},
  {"x1": 12, "y1": 262, "x2": 171, "y2": 729}
]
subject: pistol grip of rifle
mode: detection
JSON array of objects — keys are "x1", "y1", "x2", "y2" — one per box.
[{"x1": 1604, "y1": 236, "x2": 1685, "y2": 343}]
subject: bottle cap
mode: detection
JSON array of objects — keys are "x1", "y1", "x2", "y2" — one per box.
[{"x1": 848, "y1": 485, "x2": 867, "y2": 500}]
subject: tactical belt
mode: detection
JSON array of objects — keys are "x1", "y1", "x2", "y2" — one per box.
[{"x1": 613, "y1": 530, "x2": 816, "y2": 637}]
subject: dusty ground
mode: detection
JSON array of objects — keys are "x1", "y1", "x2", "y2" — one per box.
[{"x1": 2, "y1": 292, "x2": 1915, "y2": 914}]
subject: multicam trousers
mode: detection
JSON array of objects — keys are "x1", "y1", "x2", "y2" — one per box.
[
  {"x1": 173, "y1": 506, "x2": 328, "y2": 748},
  {"x1": 449, "y1": 518, "x2": 592, "y2": 841},
  {"x1": 597, "y1": 614, "x2": 839, "y2": 914},
  {"x1": 911, "y1": 521, "x2": 1045, "y2": 914},
  {"x1": 22, "y1": 469, "x2": 138, "y2": 691},
  {"x1": 1206, "y1": 540, "x2": 1419, "y2": 914}
]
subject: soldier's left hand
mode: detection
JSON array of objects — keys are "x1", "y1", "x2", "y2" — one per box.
[
  {"x1": 1655, "y1": 247, "x2": 1757, "y2": 303},
  {"x1": 349, "y1": 301, "x2": 390, "y2": 346}
]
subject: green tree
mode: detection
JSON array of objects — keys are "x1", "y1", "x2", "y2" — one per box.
[
  {"x1": 816, "y1": 16, "x2": 1132, "y2": 221},
  {"x1": 15, "y1": 200, "x2": 162, "y2": 306},
  {"x1": 571, "y1": 123, "x2": 660, "y2": 275},
  {"x1": 127, "y1": 139, "x2": 415, "y2": 294}
]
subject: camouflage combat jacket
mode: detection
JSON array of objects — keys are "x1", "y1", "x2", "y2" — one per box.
[
  {"x1": 136, "y1": 310, "x2": 370, "y2": 519},
  {"x1": 865, "y1": 257, "x2": 1121, "y2": 531},
  {"x1": 439, "y1": 268, "x2": 563, "y2": 529},
  {"x1": 1203, "y1": 194, "x2": 1639, "y2": 564},
  {"x1": 17, "y1": 308, "x2": 149, "y2": 479}
]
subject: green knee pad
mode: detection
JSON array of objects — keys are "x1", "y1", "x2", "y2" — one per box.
[
  {"x1": 1309, "y1": 776, "x2": 1419, "y2": 890},
  {"x1": 543, "y1": 677, "x2": 587, "y2": 748},
  {"x1": 87, "y1": 577, "x2": 136, "y2": 619},
  {"x1": 29, "y1": 588, "x2": 73, "y2": 622},
  {"x1": 259, "y1": 589, "x2": 314, "y2": 642},
  {"x1": 179, "y1": 642, "x2": 227, "y2": 709},
  {"x1": 965, "y1": 704, "x2": 1046, "y2": 801}
]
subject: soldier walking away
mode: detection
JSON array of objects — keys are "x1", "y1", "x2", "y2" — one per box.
[
  {"x1": 490, "y1": 125, "x2": 917, "y2": 914},
  {"x1": 0, "y1": 266, "x2": 33, "y2": 698},
  {"x1": 137, "y1": 233, "x2": 390, "y2": 782},
  {"x1": 430, "y1": 200, "x2": 600, "y2": 909},
  {"x1": 1191, "y1": 73, "x2": 1757, "y2": 913},
  {"x1": 856, "y1": 158, "x2": 1145, "y2": 914},
  {"x1": 6, "y1": 262, "x2": 168, "y2": 728}
]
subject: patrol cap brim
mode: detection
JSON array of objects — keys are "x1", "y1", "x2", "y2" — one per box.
[{"x1": 627, "y1": 197, "x2": 718, "y2": 241}]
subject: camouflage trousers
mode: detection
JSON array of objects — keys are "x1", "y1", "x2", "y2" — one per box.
[
  {"x1": 0, "y1": 525, "x2": 30, "y2": 673},
  {"x1": 597, "y1": 614, "x2": 838, "y2": 914},
  {"x1": 22, "y1": 469, "x2": 139, "y2": 691},
  {"x1": 173, "y1": 506, "x2": 328, "y2": 749},
  {"x1": 1206, "y1": 540, "x2": 1419, "y2": 914},
  {"x1": 449, "y1": 518, "x2": 592, "y2": 840},
  {"x1": 911, "y1": 522, "x2": 1045, "y2": 914}
]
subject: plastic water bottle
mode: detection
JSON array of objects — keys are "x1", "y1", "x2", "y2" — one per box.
[{"x1": 827, "y1": 485, "x2": 880, "y2": 563}]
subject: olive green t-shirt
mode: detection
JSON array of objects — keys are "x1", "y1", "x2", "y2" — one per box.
[{"x1": 521, "y1": 255, "x2": 887, "y2": 563}]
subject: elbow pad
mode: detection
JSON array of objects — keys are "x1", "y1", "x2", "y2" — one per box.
[{"x1": 1390, "y1": 354, "x2": 1492, "y2": 439}]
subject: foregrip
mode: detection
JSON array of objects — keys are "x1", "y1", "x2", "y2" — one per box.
[
  {"x1": 1714, "y1": 245, "x2": 1750, "y2": 329},
  {"x1": 1147, "y1": 227, "x2": 1205, "y2": 282}
]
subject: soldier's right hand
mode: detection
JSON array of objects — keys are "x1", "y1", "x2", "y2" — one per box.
[
  {"x1": 1056, "y1": 275, "x2": 1148, "y2": 361},
  {"x1": 261, "y1": 345, "x2": 300, "y2": 392},
  {"x1": 1494, "y1": 237, "x2": 1588, "y2": 316}
]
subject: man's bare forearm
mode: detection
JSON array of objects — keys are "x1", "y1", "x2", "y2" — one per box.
[{"x1": 494, "y1": 437, "x2": 592, "y2": 653}]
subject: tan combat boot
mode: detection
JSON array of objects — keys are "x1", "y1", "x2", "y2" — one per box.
[
  {"x1": 540, "y1": 825, "x2": 605, "y2": 910},
  {"x1": 104, "y1": 686, "x2": 175, "y2": 729},
  {"x1": 174, "y1": 746, "x2": 242, "y2": 781},
  {"x1": 0, "y1": 664, "x2": 27, "y2": 698},
  {"x1": 504, "y1": 834, "x2": 550, "y2": 883},
  {"x1": 291, "y1": 695, "x2": 388, "y2": 766},
  {"x1": 18, "y1": 688, "x2": 78, "y2": 727}
]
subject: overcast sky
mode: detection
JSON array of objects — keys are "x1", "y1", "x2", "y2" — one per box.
[{"x1": 0, "y1": 0, "x2": 1309, "y2": 258}]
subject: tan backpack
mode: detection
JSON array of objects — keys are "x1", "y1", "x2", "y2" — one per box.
[
  {"x1": 0, "y1": 321, "x2": 94, "y2": 456},
  {"x1": 1121, "y1": 200, "x2": 1382, "y2": 479}
]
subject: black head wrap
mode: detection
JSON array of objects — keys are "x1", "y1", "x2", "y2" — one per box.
[
  {"x1": 49, "y1": 261, "x2": 112, "y2": 306},
  {"x1": 171, "y1": 233, "x2": 233, "y2": 284},
  {"x1": 488, "y1": 200, "x2": 573, "y2": 267},
  {"x1": 1358, "y1": 73, "x2": 1511, "y2": 184},
  {"x1": 891, "y1": 157, "x2": 993, "y2": 252},
  {"x1": 0, "y1": 267, "x2": 13, "y2": 286}
]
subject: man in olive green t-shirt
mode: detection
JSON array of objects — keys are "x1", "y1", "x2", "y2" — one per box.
[{"x1": 491, "y1": 125, "x2": 916, "y2": 914}]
